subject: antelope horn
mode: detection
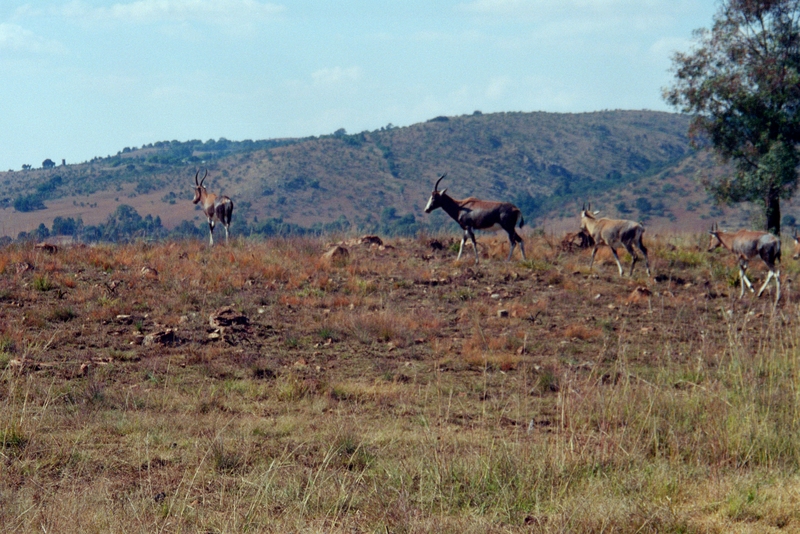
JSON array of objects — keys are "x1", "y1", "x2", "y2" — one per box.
[
  {"x1": 194, "y1": 170, "x2": 200, "y2": 186},
  {"x1": 200, "y1": 169, "x2": 208, "y2": 187},
  {"x1": 434, "y1": 173, "x2": 447, "y2": 192}
]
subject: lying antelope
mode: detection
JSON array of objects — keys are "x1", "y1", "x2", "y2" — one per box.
[
  {"x1": 192, "y1": 169, "x2": 234, "y2": 246},
  {"x1": 424, "y1": 174, "x2": 525, "y2": 263},
  {"x1": 580, "y1": 204, "x2": 650, "y2": 277},
  {"x1": 708, "y1": 223, "x2": 781, "y2": 302}
]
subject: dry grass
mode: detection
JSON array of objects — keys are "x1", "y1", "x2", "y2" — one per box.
[{"x1": 2, "y1": 233, "x2": 800, "y2": 532}]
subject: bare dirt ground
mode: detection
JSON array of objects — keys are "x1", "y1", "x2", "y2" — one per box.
[{"x1": 1, "y1": 233, "x2": 800, "y2": 532}]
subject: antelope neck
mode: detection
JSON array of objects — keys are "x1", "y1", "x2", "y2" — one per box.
[{"x1": 438, "y1": 193, "x2": 465, "y2": 222}]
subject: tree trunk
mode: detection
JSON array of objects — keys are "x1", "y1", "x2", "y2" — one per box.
[{"x1": 766, "y1": 190, "x2": 781, "y2": 235}]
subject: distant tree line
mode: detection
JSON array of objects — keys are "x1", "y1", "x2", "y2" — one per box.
[{"x1": 13, "y1": 204, "x2": 433, "y2": 244}]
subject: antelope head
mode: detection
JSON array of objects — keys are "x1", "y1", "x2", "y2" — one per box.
[
  {"x1": 793, "y1": 228, "x2": 800, "y2": 260},
  {"x1": 708, "y1": 223, "x2": 723, "y2": 252},
  {"x1": 579, "y1": 202, "x2": 599, "y2": 230},
  {"x1": 192, "y1": 169, "x2": 208, "y2": 204},
  {"x1": 424, "y1": 174, "x2": 448, "y2": 213}
]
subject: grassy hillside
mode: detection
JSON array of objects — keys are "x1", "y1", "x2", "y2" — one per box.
[
  {"x1": 0, "y1": 110, "x2": 764, "y2": 240},
  {"x1": 1, "y1": 235, "x2": 799, "y2": 531}
]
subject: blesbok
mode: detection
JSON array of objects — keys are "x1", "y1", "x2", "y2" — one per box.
[
  {"x1": 792, "y1": 229, "x2": 800, "y2": 260},
  {"x1": 708, "y1": 223, "x2": 781, "y2": 302},
  {"x1": 423, "y1": 174, "x2": 525, "y2": 263},
  {"x1": 192, "y1": 169, "x2": 234, "y2": 246},
  {"x1": 580, "y1": 204, "x2": 650, "y2": 277}
]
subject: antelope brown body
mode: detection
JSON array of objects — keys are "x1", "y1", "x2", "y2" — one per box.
[
  {"x1": 580, "y1": 204, "x2": 650, "y2": 277},
  {"x1": 192, "y1": 169, "x2": 234, "y2": 246},
  {"x1": 708, "y1": 223, "x2": 781, "y2": 303},
  {"x1": 424, "y1": 174, "x2": 525, "y2": 263}
]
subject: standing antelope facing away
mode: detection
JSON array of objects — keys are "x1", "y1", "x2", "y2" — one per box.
[
  {"x1": 423, "y1": 174, "x2": 525, "y2": 263},
  {"x1": 192, "y1": 169, "x2": 234, "y2": 246},
  {"x1": 708, "y1": 223, "x2": 781, "y2": 302},
  {"x1": 580, "y1": 203, "x2": 650, "y2": 277}
]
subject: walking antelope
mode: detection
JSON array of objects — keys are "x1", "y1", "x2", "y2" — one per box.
[
  {"x1": 192, "y1": 169, "x2": 234, "y2": 246},
  {"x1": 580, "y1": 204, "x2": 650, "y2": 277},
  {"x1": 708, "y1": 223, "x2": 781, "y2": 302},
  {"x1": 423, "y1": 174, "x2": 525, "y2": 263}
]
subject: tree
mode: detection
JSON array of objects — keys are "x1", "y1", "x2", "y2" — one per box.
[
  {"x1": 42, "y1": 159, "x2": 55, "y2": 169},
  {"x1": 664, "y1": 0, "x2": 800, "y2": 234}
]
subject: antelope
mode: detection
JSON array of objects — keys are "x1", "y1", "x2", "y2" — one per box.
[
  {"x1": 792, "y1": 229, "x2": 800, "y2": 260},
  {"x1": 708, "y1": 223, "x2": 781, "y2": 302},
  {"x1": 192, "y1": 169, "x2": 233, "y2": 246},
  {"x1": 423, "y1": 174, "x2": 525, "y2": 263},
  {"x1": 580, "y1": 203, "x2": 650, "y2": 277}
]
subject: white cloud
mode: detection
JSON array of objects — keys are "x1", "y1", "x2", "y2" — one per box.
[
  {"x1": 311, "y1": 66, "x2": 361, "y2": 86},
  {"x1": 457, "y1": 0, "x2": 691, "y2": 27},
  {"x1": 58, "y1": 0, "x2": 285, "y2": 24},
  {"x1": 459, "y1": 0, "x2": 665, "y2": 15},
  {"x1": 0, "y1": 23, "x2": 65, "y2": 54},
  {"x1": 486, "y1": 76, "x2": 512, "y2": 100}
]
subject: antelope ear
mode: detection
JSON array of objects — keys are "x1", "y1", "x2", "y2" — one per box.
[
  {"x1": 440, "y1": 189, "x2": 447, "y2": 195},
  {"x1": 593, "y1": 210, "x2": 600, "y2": 215}
]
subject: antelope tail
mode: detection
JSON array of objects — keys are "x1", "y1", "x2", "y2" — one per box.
[{"x1": 518, "y1": 213, "x2": 525, "y2": 228}]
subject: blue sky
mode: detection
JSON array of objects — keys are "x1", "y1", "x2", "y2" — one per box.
[{"x1": 0, "y1": 0, "x2": 716, "y2": 172}]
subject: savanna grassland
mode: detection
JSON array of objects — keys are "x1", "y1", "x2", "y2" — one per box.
[{"x1": 2, "y1": 232, "x2": 800, "y2": 533}]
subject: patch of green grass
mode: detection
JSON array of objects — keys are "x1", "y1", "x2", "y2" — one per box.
[
  {"x1": 50, "y1": 306, "x2": 76, "y2": 322},
  {"x1": 660, "y1": 247, "x2": 707, "y2": 269},
  {"x1": 317, "y1": 326, "x2": 339, "y2": 341},
  {"x1": 0, "y1": 335, "x2": 14, "y2": 353},
  {"x1": 2, "y1": 425, "x2": 28, "y2": 453},
  {"x1": 445, "y1": 288, "x2": 475, "y2": 301},
  {"x1": 211, "y1": 440, "x2": 244, "y2": 473},
  {"x1": 32, "y1": 274, "x2": 54, "y2": 292},
  {"x1": 522, "y1": 258, "x2": 553, "y2": 272}
]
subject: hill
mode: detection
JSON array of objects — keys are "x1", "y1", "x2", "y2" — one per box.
[{"x1": 0, "y1": 110, "x2": 768, "y2": 240}]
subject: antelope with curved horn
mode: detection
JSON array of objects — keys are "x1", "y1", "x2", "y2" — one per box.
[
  {"x1": 708, "y1": 223, "x2": 781, "y2": 302},
  {"x1": 424, "y1": 174, "x2": 525, "y2": 263},
  {"x1": 192, "y1": 169, "x2": 234, "y2": 246},
  {"x1": 580, "y1": 203, "x2": 650, "y2": 277}
]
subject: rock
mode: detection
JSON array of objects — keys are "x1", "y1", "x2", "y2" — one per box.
[
  {"x1": 209, "y1": 306, "x2": 249, "y2": 328},
  {"x1": 140, "y1": 266, "x2": 159, "y2": 279},
  {"x1": 626, "y1": 286, "x2": 652, "y2": 305},
  {"x1": 207, "y1": 306, "x2": 250, "y2": 344},
  {"x1": 321, "y1": 245, "x2": 349, "y2": 266},
  {"x1": 34, "y1": 242, "x2": 58, "y2": 254},
  {"x1": 497, "y1": 309, "x2": 509, "y2": 318},
  {"x1": 360, "y1": 235, "x2": 383, "y2": 246},
  {"x1": 143, "y1": 329, "x2": 177, "y2": 346}
]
